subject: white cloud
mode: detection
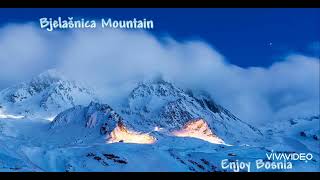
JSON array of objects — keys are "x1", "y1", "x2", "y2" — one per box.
[
  {"x1": 0, "y1": 23, "x2": 62, "y2": 88},
  {"x1": 0, "y1": 23, "x2": 319, "y2": 126}
]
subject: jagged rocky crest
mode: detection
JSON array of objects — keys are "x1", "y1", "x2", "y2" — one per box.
[{"x1": 0, "y1": 69, "x2": 97, "y2": 118}]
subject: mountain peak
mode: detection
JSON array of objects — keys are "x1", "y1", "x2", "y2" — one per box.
[
  {"x1": 129, "y1": 79, "x2": 184, "y2": 101},
  {"x1": 0, "y1": 70, "x2": 97, "y2": 118}
]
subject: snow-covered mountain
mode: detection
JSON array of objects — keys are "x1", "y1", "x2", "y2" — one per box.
[
  {"x1": 0, "y1": 69, "x2": 97, "y2": 119},
  {"x1": 48, "y1": 101, "x2": 155, "y2": 146},
  {"x1": 45, "y1": 80, "x2": 263, "y2": 147},
  {"x1": 119, "y1": 80, "x2": 262, "y2": 145},
  {"x1": 0, "y1": 72, "x2": 318, "y2": 172}
]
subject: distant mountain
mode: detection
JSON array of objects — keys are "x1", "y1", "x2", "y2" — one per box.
[{"x1": 0, "y1": 69, "x2": 97, "y2": 119}]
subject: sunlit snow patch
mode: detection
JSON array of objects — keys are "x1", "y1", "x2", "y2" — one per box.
[
  {"x1": 45, "y1": 116, "x2": 56, "y2": 121},
  {"x1": 108, "y1": 122, "x2": 156, "y2": 144},
  {"x1": 172, "y1": 119, "x2": 225, "y2": 144}
]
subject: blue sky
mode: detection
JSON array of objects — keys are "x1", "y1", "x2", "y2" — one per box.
[{"x1": 0, "y1": 8, "x2": 319, "y2": 67}]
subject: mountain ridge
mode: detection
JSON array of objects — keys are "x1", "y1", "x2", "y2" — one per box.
[{"x1": 0, "y1": 69, "x2": 97, "y2": 119}]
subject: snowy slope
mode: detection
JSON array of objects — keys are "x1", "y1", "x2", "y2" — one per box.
[
  {"x1": 0, "y1": 117, "x2": 49, "y2": 172},
  {"x1": 263, "y1": 115, "x2": 320, "y2": 154},
  {"x1": 48, "y1": 102, "x2": 121, "y2": 145}
]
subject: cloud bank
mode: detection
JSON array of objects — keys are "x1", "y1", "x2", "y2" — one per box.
[{"x1": 0, "y1": 23, "x2": 319, "y2": 126}]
